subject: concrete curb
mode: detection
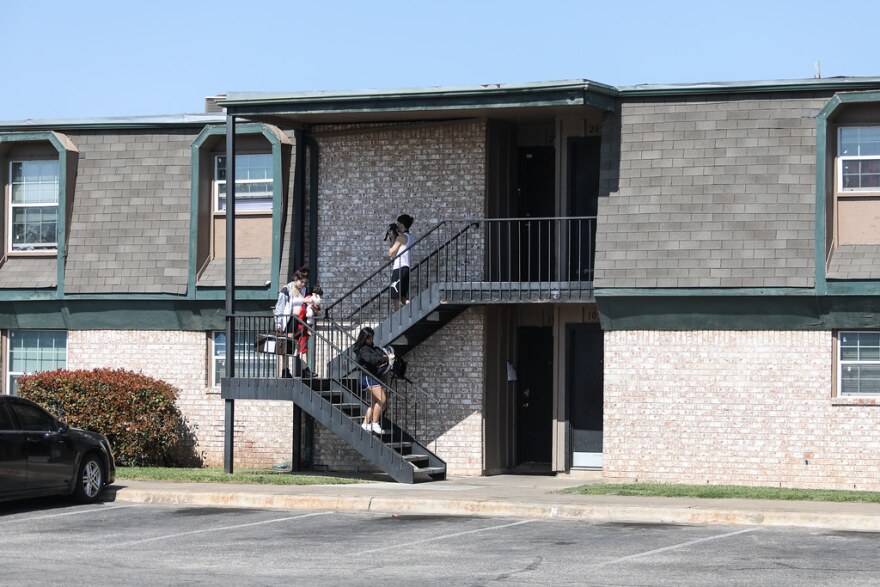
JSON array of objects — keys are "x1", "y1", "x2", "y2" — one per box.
[{"x1": 111, "y1": 487, "x2": 880, "y2": 532}]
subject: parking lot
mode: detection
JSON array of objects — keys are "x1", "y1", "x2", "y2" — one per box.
[{"x1": 3, "y1": 499, "x2": 880, "y2": 585}]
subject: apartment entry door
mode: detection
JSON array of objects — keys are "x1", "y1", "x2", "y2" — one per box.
[
  {"x1": 515, "y1": 326, "x2": 554, "y2": 468},
  {"x1": 567, "y1": 324, "x2": 604, "y2": 468},
  {"x1": 517, "y1": 147, "x2": 556, "y2": 282}
]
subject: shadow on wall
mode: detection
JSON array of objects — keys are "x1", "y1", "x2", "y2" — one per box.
[{"x1": 172, "y1": 415, "x2": 205, "y2": 467}]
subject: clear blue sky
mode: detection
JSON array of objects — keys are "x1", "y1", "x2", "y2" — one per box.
[{"x1": 3, "y1": 0, "x2": 879, "y2": 121}]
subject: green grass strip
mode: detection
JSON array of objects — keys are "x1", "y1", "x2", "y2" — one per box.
[
  {"x1": 116, "y1": 466, "x2": 364, "y2": 486},
  {"x1": 559, "y1": 483, "x2": 880, "y2": 503}
]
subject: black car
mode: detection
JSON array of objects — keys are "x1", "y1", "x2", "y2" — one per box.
[{"x1": 0, "y1": 396, "x2": 116, "y2": 503}]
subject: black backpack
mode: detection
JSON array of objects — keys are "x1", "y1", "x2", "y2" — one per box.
[{"x1": 377, "y1": 346, "x2": 407, "y2": 379}]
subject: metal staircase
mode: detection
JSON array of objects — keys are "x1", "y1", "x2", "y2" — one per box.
[
  {"x1": 222, "y1": 217, "x2": 596, "y2": 482},
  {"x1": 221, "y1": 314, "x2": 446, "y2": 483}
]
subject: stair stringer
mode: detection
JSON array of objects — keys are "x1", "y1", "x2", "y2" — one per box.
[{"x1": 221, "y1": 376, "x2": 445, "y2": 483}]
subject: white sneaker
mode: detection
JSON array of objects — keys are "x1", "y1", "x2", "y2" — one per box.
[
  {"x1": 370, "y1": 422, "x2": 384, "y2": 434},
  {"x1": 361, "y1": 422, "x2": 370, "y2": 431}
]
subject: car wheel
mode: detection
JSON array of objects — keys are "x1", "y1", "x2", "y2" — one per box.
[{"x1": 72, "y1": 454, "x2": 104, "y2": 503}]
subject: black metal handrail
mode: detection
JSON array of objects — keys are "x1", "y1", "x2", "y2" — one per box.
[
  {"x1": 324, "y1": 219, "x2": 458, "y2": 320},
  {"x1": 323, "y1": 216, "x2": 596, "y2": 338},
  {"x1": 230, "y1": 313, "x2": 437, "y2": 450},
  {"x1": 318, "y1": 312, "x2": 441, "y2": 451}
]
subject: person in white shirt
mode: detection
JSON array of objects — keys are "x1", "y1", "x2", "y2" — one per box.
[
  {"x1": 273, "y1": 267, "x2": 308, "y2": 377},
  {"x1": 387, "y1": 214, "x2": 413, "y2": 310}
]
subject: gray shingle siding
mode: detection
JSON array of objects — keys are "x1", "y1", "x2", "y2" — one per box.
[
  {"x1": 198, "y1": 257, "x2": 273, "y2": 287},
  {"x1": 64, "y1": 129, "x2": 196, "y2": 295},
  {"x1": 0, "y1": 257, "x2": 57, "y2": 289},
  {"x1": 826, "y1": 245, "x2": 880, "y2": 280},
  {"x1": 595, "y1": 91, "x2": 831, "y2": 289}
]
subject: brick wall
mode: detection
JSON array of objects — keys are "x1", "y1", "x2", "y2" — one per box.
[
  {"x1": 68, "y1": 330, "x2": 293, "y2": 469},
  {"x1": 313, "y1": 120, "x2": 486, "y2": 301},
  {"x1": 411, "y1": 307, "x2": 485, "y2": 475},
  {"x1": 307, "y1": 120, "x2": 487, "y2": 476},
  {"x1": 604, "y1": 330, "x2": 880, "y2": 490}
]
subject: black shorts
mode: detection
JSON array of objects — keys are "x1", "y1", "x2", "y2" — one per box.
[{"x1": 390, "y1": 266, "x2": 410, "y2": 300}]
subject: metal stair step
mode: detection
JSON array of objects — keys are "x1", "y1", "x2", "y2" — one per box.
[
  {"x1": 413, "y1": 466, "x2": 446, "y2": 476},
  {"x1": 403, "y1": 453, "x2": 430, "y2": 463},
  {"x1": 335, "y1": 402, "x2": 362, "y2": 414},
  {"x1": 320, "y1": 390, "x2": 353, "y2": 404}
]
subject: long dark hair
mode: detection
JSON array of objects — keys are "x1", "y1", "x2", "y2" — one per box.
[
  {"x1": 291, "y1": 266, "x2": 309, "y2": 284},
  {"x1": 353, "y1": 327, "x2": 375, "y2": 353}
]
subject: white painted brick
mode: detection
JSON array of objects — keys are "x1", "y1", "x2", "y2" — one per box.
[
  {"x1": 603, "y1": 330, "x2": 880, "y2": 490},
  {"x1": 68, "y1": 330, "x2": 292, "y2": 469}
]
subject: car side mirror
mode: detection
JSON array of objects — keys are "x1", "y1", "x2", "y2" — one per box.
[{"x1": 57, "y1": 421, "x2": 69, "y2": 434}]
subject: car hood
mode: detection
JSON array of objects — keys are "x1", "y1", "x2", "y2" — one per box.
[{"x1": 67, "y1": 426, "x2": 109, "y2": 445}]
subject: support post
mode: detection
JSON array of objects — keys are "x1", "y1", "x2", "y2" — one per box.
[
  {"x1": 292, "y1": 129, "x2": 305, "y2": 269},
  {"x1": 223, "y1": 114, "x2": 237, "y2": 474},
  {"x1": 292, "y1": 405, "x2": 302, "y2": 471}
]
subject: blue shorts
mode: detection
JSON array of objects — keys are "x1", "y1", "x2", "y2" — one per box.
[{"x1": 360, "y1": 374, "x2": 381, "y2": 390}]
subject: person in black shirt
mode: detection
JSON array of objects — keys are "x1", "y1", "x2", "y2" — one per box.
[{"x1": 353, "y1": 327, "x2": 391, "y2": 434}]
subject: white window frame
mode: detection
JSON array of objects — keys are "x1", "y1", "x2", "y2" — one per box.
[
  {"x1": 212, "y1": 153, "x2": 274, "y2": 213},
  {"x1": 5, "y1": 330, "x2": 68, "y2": 396},
  {"x1": 837, "y1": 126, "x2": 880, "y2": 193},
  {"x1": 210, "y1": 331, "x2": 275, "y2": 387},
  {"x1": 838, "y1": 330, "x2": 880, "y2": 396},
  {"x1": 7, "y1": 159, "x2": 60, "y2": 253}
]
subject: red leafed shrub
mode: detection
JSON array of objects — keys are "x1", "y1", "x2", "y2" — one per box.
[{"x1": 17, "y1": 368, "x2": 188, "y2": 466}]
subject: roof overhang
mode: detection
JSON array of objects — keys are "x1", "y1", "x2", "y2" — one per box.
[
  {"x1": 0, "y1": 113, "x2": 226, "y2": 132},
  {"x1": 219, "y1": 80, "x2": 619, "y2": 125},
  {"x1": 618, "y1": 76, "x2": 880, "y2": 97}
]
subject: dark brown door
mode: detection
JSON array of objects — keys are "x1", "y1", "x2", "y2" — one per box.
[
  {"x1": 516, "y1": 326, "x2": 554, "y2": 465},
  {"x1": 567, "y1": 324, "x2": 604, "y2": 467},
  {"x1": 517, "y1": 147, "x2": 556, "y2": 282}
]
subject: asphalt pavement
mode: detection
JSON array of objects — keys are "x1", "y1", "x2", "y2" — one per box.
[{"x1": 104, "y1": 472, "x2": 880, "y2": 532}]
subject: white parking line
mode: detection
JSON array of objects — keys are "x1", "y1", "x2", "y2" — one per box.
[
  {"x1": 0, "y1": 505, "x2": 135, "y2": 523},
  {"x1": 593, "y1": 527, "x2": 759, "y2": 567},
  {"x1": 354, "y1": 519, "x2": 537, "y2": 556},
  {"x1": 117, "y1": 511, "x2": 331, "y2": 546}
]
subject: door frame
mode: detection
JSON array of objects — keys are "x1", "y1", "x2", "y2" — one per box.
[
  {"x1": 514, "y1": 325, "x2": 554, "y2": 468},
  {"x1": 565, "y1": 322, "x2": 604, "y2": 469}
]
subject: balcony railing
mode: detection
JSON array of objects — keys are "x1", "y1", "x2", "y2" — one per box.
[{"x1": 324, "y1": 216, "x2": 596, "y2": 327}]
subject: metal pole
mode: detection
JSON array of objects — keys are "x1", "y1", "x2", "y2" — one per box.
[
  {"x1": 291, "y1": 129, "x2": 307, "y2": 471},
  {"x1": 223, "y1": 114, "x2": 237, "y2": 474},
  {"x1": 292, "y1": 129, "x2": 305, "y2": 270}
]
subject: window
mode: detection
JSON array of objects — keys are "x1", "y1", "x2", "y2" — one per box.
[
  {"x1": 6, "y1": 331, "x2": 67, "y2": 395},
  {"x1": 8, "y1": 402, "x2": 56, "y2": 432},
  {"x1": 838, "y1": 127, "x2": 880, "y2": 192},
  {"x1": 8, "y1": 159, "x2": 59, "y2": 252},
  {"x1": 838, "y1": 331, "x2": 880, "y2": 395},
  {"x1": 0, "y1": 404, "x2": 14, "y2": 430},
  {"x1": 213, "y1": 154, "x2": 273, "y2": 212},
  {"x1": 211, "y1": 332, "x2": 275, "y2": 386}
]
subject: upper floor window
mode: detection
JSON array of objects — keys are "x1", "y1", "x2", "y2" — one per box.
[
  {"x1": 839, "y1": 127, "x2": 880, "y2": 192},
  {"x1": 838, "y1": 331, "x2": 880, "y2": 396},
  {"x1": 6, "y1": 330, "x2": 67, "y2": 395},
  {"x1": 213, "y1": 153, "x2": 273, "y2": 212},
  {"x1": 8, "y1": 159, "x2": 59, "y2": 252}
]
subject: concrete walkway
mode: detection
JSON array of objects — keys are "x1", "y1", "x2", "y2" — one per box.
[{"x1": 107, "y1": 473, "x2": 880, "y2": 532}]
